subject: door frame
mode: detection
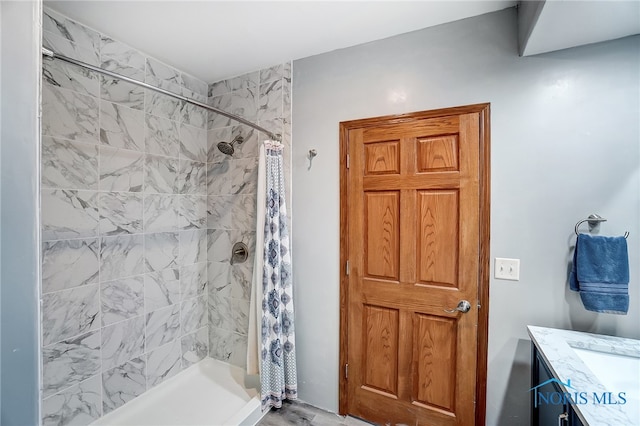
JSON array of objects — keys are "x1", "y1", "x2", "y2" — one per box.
[{"x1": 338, "y1": 103, "x2": 491, "y2": 425}]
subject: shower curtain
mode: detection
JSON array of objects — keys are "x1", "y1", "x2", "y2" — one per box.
[{"x1": 247, "y1": 140, "x2": 297, "y2": 410}]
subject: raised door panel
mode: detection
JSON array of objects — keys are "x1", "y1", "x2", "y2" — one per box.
[
  {"x1": 417, "y1": 190, "x2": 459, "y2": 287},
  {"x1": 418, "y1": 135, "x2": 459, "y2": 172},
  {"x1": 365, "y1": 191, "x2": 400, "y2": 280},
  {"x1": 362, "y1": 305, "x2": 399, "y2": 397},
  {"x1": 364, "y1": 140, "x2": 400, "y2": 175},
  {"x1": 413, "y1": 314, "x2": 457, "y2": 414}
]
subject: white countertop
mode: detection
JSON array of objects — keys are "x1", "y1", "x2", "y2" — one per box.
[{"x1": 527, "y1": 326, "x2": 640, "y2": 426}]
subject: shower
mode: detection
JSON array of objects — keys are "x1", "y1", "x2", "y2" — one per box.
[
  {"x1": 217, "y1": 135, "x2": 244, "y2": 155},
  {"x1": 38, "y1": 6, "x2": 291, "y2": 425}
]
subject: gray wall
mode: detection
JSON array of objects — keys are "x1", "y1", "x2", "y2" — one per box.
[
  {"x1": 1, "y1": 1, "x2": 42, "y2": 425},
  {"x1": 291, "y1": 8, "x2": 639, "y2": 425}
]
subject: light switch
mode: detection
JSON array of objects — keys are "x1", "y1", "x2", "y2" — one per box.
[{"x1": 495, "y1": 258, "x2": 520, "y2": 281}]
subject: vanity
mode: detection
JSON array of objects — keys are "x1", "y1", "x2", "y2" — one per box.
[{"x1": 528, "y1": 326, "x2": 640, "y2": 426}]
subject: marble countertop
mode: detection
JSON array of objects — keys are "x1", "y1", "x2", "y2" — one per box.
[{"x1": 527, "y1": 326, "x2": 640, "y2": 426}]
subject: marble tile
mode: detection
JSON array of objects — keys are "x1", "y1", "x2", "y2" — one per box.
[
  {"x1": 100, "y1": 36, "x2": 145, "y2": 71},
  {"x1": 43, "y1": 8, "x2": 100, "y2": 52},
  {"x1": 231, "y1": 259, "x2": 254, "y2": 301},
  {"x1": 100, "y1": 100, "x2": 144, "y2": 151},
  {"x1": 146, "y1": 57, "x2": 183, "y2": 88},
  {"x1": 100, "y1": 59, "x2": 145, "y2": 110},
  {"x1": 144, "y1": 269, "x2": 180, "y2": 312},
  {"x1": 180, "y1": 123, "x2": 207, "y2": 162},
  {"x1": 207, "y1": 195, "x2": 234, "y2": 230},
  {"x1": 100, "y1": 234, "x2": 144, "y2": 281},
  {"x1": 99, "y1": 191, "x2": 143, "y2": 235},
  {"x1": 42, "y1": 330, "x2": 101, "y2": 398},
  {"x1": 42, "y1": 47, "x2": 99, "y2": 97},
  {"x1": 146, "y1": 339, "x2": 182, "y2": 388},
  {"x1": 181, "y1": 101, "x2": 208, "y2": 129},
  {"x1": 42, "y1": 238, "x2": 99, "y2": 294},
  {"x1": 145, "y1": 89, "x2": 182, "y2": 122},
  {"x1": 209, "y1": 292, "x2": 249, "y2": 335},
  {"x1": 145, "y1": 115, "x2": 180, "y2": 158},
  {"x1": 182, "y1": 87, "x2": 207, "y2": 104},
  {"x1": 181, "y1": 295, "x2": 207, "y2": 335},
  {"x1": 101, "y1": 315, "x2": 145, "y2": 371},
  {"x1": 41, "y1": 374, "x2": 101, "y2": 426},
  {"x1": 209, "y1": 261, "x2": 252, "y2": 301},
  {"x1": 283, "y1": 71, "x2": 292, "y2": 120},
  {"x1": 102, "y1": 357, "x2": 146, "y2": 414},
  {"x1": 233, "y1": 126, "x2": 261, "y2": 159},
  {"x1": 260, "y1": 64, "x2": 284, "y2": 85},
  {"x1": 206, "y1": 158, "x2": 232, "y2": 196},
  {"x1": 179, "y1": 229, "x2": 207, "y2": 266},
  {"x1": 143, "y1": 194, "x2": 178, "y2": 232},
  {"x1": 42, "y1": 189, "x2": 99, "y2": 241},
  {"x1": 42, "y1": 136, "x2": 99, "y2": 190},
  {"x1": 144, "y1": 232, "x2": 179, "y2": 272},
  {"x1": 208, "y1": 261, "x2": 231, "y2": 296},
  {"x1": 99, "y1": 146, "x2": 143, "y2": 192},
  {"x1": 42, "y1": 284, "x2": 100, "y2": 346},
  {"x1": 284, "y1": 61, "x2": 292, "y2": 80},
  {"x1": 208, "y1": 327, "x2": 247, "y2": 368},
  {"x1": 177, "y1": 160, "x2": 207, "y2": 195},
  {"x1": 146, "y1": 304, "x2": 181, "y2": 351},
  {"x1": 232, "y1": 193, "x2": 257, "y2": 230},
  {"x1": 207, "y1": 229, "x2": 234, "y2": 262},
  {"x1": 42, "y1": 84, "x2": 99, "y2": 143},
  {"x1": 208, "y1": 71, "x2": 258, "y2": 98},
  {"x1": 101, "y1": 276, "x2": 144, "y2": 326},
  {"x1": 180, "y1": 262, "x2": 207, "y2": 300},
  {"x1": 256, "y1": 117, "x2": 284, "y2": 142},
  {"x1": 181, "y1": 326, "x2": 208, "y2": 367},
  {"x1": 42, "y1": 31, "x2": 99, "y2": 67},
  {"x1": 144, "y1": 154, "x2": 178, "y2": 194},
  {"x1": 258, "y1": 79, "x2": 283, "y2": 123},
  {"x1": 230, "y1": 157, "x2": 259, "y2": 195},
  {"x1": 177, "y1": 195, "x2": 207, "y2": 230},
  {"x1": 208, "y1": 88, "x2": 257, "y2": 129},
  {"x1": 182, "y1": 73, "x2": 208, "y2": 97}
]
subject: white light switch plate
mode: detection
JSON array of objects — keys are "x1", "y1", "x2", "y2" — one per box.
[{"x1": 495, "y1": 258, "x2": 520, "y2": 281}]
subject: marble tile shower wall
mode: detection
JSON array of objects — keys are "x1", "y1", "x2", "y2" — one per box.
[
  {"x1": 40, "y1": 8, "x2": 210, "y2": 425},
  {"x1": 206, "y1": 63, "x2": 292, "y2": 368}
]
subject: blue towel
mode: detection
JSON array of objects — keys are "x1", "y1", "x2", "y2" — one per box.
[{"x1": 569, "y1": 234, "x2": 629, "y2": 315}]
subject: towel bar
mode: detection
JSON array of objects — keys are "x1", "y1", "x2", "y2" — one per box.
[{"x1": 574, "y1": 214, "x2": 629, "y2": 238}]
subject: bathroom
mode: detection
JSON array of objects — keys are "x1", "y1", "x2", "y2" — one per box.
[{"x1": 1, "y1": 1, "x2": 639, "y2": 426}]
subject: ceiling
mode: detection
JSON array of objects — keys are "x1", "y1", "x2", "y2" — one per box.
[
  {"x1": 521, "y1": 0, "x2": 640, "y2": 56},
  {"x1": 46, "y1": 1, "x2": 640, "y2": 84},
  {"x1": 45, "y1": 0, "x2": 517, "y2": 83}
]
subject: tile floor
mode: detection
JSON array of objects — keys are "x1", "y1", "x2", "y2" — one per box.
[{"x1": 257, "y1": 400, "x2": 373, "y2": 425}]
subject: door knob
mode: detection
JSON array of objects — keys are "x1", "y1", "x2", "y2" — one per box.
[{"x1": 444, "y1": 300, "x2": 471, "y2": 314}]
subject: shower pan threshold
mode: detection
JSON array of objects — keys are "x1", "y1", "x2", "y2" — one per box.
[{"x1": 91, "y1": 357, "x2": 266, "y2": 426}]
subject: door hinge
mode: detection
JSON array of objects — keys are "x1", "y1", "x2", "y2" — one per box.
[
  {"x1": 345, "y1": 363, "x2": 349, "y2": 379},
  {"x1": 346, "y1": 154, "x2": 350, "y2": 168},
  {"x1": 346, "y1": 260, "x2": 350, "y2": 275}
]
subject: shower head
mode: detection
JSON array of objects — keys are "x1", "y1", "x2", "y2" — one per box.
[{"x1": 217, "y1": 135, "x2": 243, "y2": 156}]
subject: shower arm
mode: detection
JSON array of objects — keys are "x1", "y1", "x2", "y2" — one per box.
[{"x1": 41, "y1": 48, "x2": 282, "y2": 142}]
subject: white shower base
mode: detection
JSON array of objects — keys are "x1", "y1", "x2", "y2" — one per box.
[{"x1": 92, "y1": 358, "x2": 266, "y2": 426}]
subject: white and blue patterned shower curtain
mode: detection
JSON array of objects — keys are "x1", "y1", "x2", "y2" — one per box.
[{"x1": 260, "y1": 141, "x2": 297, "y2": 410}]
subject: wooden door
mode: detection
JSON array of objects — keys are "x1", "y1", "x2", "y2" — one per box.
[{"x1": 339, "y1": 104, "x2": 490, "y2": 426}]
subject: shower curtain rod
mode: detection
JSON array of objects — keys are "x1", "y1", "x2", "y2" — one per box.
[{"x1": 41, "y1": 47, "x2": 282, "y2": 141}]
